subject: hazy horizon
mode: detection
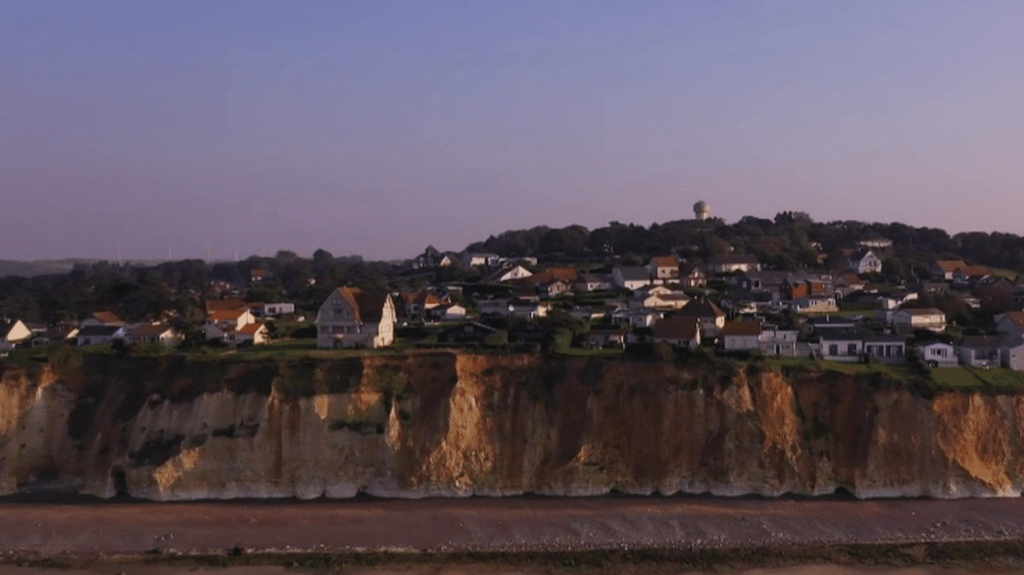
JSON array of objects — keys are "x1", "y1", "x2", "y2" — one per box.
[{"x1": 3, "y1": 1, "x2": 1023, "y2": 262}]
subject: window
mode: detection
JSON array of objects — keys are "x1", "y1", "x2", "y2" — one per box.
[
  {"x1": 829, "y1": 344, "x2": 838, "y2": 356},
  {"x1": 847, "y1": 343, "x2": 858, "y2": 355}
]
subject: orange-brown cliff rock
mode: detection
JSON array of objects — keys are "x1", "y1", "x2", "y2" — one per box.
[{"x1": 0, "y1": 353, "x2": 1021, "y2": 500}]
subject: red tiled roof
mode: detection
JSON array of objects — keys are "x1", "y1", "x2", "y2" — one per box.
[
  {"x1": 205, "y1": 299, "x2": 248, "y2": 313},
  {"x1": 132, "y1": 324, "x2": 173, "y2": 337},
  {"x1": 653, "y1": 316, "x2": 700, "y2": 340},
  {"x1": 208, "y1": 309, "x2": 247, "y2": 321},
  {"x1": 92, "y1": 311, "x2": 123, "y2": 325},
  {"x1": 238, "y1": 322, "x2": 266, "y2": 334},
  {"x1": 649, "y1": 256, "x2": 679, "y2": 268},
  {"x1": 935, "y1": 260, "x2": 967, "y2": 273},
  {"x1": 678, "y1": 299, "x2": 726, "y2": 319},
  {"x1": 721, "y1": 320, "x2": 763, "y2": 336}
]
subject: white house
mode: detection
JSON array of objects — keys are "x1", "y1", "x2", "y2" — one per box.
[
  {"x1": 462, "y1": 252, "x2": 500, "y2": 267},
  {"x1": 758, "y1": 326, "x2": 799, "y2": 356},
  {"x1": 707, "y1": 254, "x2": 761, "y2": 274},
  {"x1": 127, "y1": 324, "x2": 182, "y2": 347},
  {"x1": 818, "y1": 331, "x2": 864, "y2": 362},
  {"x1": 316, "y1": 287, "x2": 396, "y2": 349},
  {"x1": 862, "y1": 334, "x2": 906, "y2": 363},
  {"x1": 632, "y1": 286, "x2": 691, "y2": 311},
  {"x1": 892, "y1": 308, "x2": 946, "y2": 332},
  {"x1": 80, "y1": 311, "x2": 125, "y2": 328},
  {"x1": 847, "y1": 250, "x2": 882, "y2": 275},
  {"x1": 721, "y1": 320, "x2": 762, "y2": 352},
  {"x1": 436, "y1": 304, "x2": 467, "y2": 322},
  {"x1": 647, "y1": 256, "x2": 680, "y2": 280},
  {"x1": 262, "y1": 302, "x2": 296, "y2": 317},
  {"x1": 487, "y1": 265, "x2": 533, "y2": 283},
  {"x1": 1002, "y1": 338, "x2": 1024, "y2": 372},
  {"x1": 236, "y1": 322, "x2": 269, "y2": 345},
  {"x1": 995, "y1": 312, "x2": 1024, "y2": 341},
  {"x1": 510, "y1": 299, "x2": 550, "y2": 319},
  {"x1": 76, "y1": 325, "x2": 123, "y2": 347},
  {"x1": 205, "y1": 309, "x2": 257, "y2": 343},
  {"x1": 573, "y1": 274, "x2": 614, "y2": 293},
  {"x1": 917, "y1": 342, "x2": 957, "y2": 367}
]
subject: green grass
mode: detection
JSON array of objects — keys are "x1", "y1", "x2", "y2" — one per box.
[
  {"x1": 932, "y1": 366, "x2": 1024, "y2": 391},
  {"x1": 554, "y1": 347, "x2": 624, "y2": 357}
]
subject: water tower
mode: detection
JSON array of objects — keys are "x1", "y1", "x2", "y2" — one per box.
[{"x1": 693, "y1": 201, "x2": 710, "y2": 221}]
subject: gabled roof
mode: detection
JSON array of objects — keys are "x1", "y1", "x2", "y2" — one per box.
[
  {"x1": 92, "y1": 311, "x2": 124, "y2": 325},
  {"x1": 934, "y1": 260, "x2": 968, "y2": 273},
  {"x1": 960, "y1": 335, "x2": 1001, "y2": 350},
  {"x1": 238, "y1": 322, "x2": 266, "y2": 334},
  {"x1": 955, "y1": 265, "x2": 990, "y2": 278},
  {"x1": 78, "y1": 325, "x2": 121, "y2": 337},
  {"x1": 848, "y1": 249, "x2": 876, "y2": 262},
  {"x1": 523, "y1": 267, "x2": 579, "y2": 284},
  {"x1": 838, "y1": 273, "x2": 864, "y2": 286},
  {"x1": 721, "y1": 320, "x2": 763, "y2": 337},
  {"x1": 649, "y1": 256, "x2": 679, "y2": 269},
  {"x1": 350, "y1": 290, "x2": 391, "y2": 323},
  {"x1": 678, "y1": 299, "x2": 726, "y2": 319},
  {"x1": 998, "y1": 311, "x2": 1024, "y2": 332},
  {"x1": 653, "y1": 316, "x2": 700, "y2": 340},
  {"x1": 208, "y1": 309, "x2": 248, "y2": 321}
]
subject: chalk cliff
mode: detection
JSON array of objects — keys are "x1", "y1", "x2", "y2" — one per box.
[{"x1": 1, "y1": 353, "x2": 1021, "y2": 500}]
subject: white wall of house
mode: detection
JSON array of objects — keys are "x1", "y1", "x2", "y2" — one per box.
[
  {"x1": 723, "y1": 334, "x2": 759, "y2": 351},
  {"x1": 959, "y1": 346, "x2": 1000, "y2": 368},
  {"x1": 1002, "y1": 342, "x2": 1024, "y2": 371},
  {"x1": 918, "y1": 343, "x2": 957, "y2": 367},
  {"x1": 819, "y1": 337, "x2": 864, "y2": 362}
]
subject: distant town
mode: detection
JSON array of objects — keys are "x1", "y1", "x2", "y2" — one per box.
[{"x1": 3, "y1": 205, "x2": 1024, "y2": 383}]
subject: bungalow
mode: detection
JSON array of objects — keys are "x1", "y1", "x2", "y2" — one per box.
[
  {"x1": 542, "y1": 279, "x2": 573, "y2": 298},
  {"x1": 76, "y1": 325, "x2": 122, "y2": 347},
  {"x1": 647, "y1": 256, "x2": 680, "y2": 280},
  {"x1": 438, "y1": 321, "x2": 498, "y2": 345},
  {"x1": 612, "y1": 266, "x2": 652, "y2": 290},
  {"x1": 315, "y1": 287, "x2": 397, "y2": 349},
  {"x1": 892, "y1": 308, "x2": 946, "y2": 332},
  {"x1": 917, "y1": 342, "x2": 957, "y2": 368},
  {"x1": 721, "y1": 320, "x2": 763, "y2": 352},
  {"x1": 758, "y1": 326, "x2": 799, "y2": 356},
  {"x1": 587, "y1": 327, "x2": 627, "y2": 349},
  {"x1": 632, "y1": 286, "x2": 691, "y2": 311},
  {"x1": 0, "y1": 320, "x2": 32, "y2": 350},
  {"x1": 862, "y1": 334, "x2": 906, "y2": 363},
  {"x1": 818, "y1": 330, "x2": 864, "y2": 362},
  {"x1": 707, "y1": 254, "x2": 761, "y2": 274},
  {"x1": 677, "y1": 299, "x2": 727, "y2": 337},
  {"x1": 261, "y1": 302, "x2": 296, "y2": 317},
  {"x1": 959, "y1": 336, "x2": 1002, "y2": 368},
  {"x1": 652, "y1": 316, "x2": 701, "y2": 349},
  {"x1": 847, "y1": 249, "x2": 882, "y2": 275},
  {"x1": 128, "y1": 324, "x2": 182, "y2": 347}
]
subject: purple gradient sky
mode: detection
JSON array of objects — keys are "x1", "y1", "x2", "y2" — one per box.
[{"x1": 2, "y1": 1, "x2": 1023, "y2": 262}]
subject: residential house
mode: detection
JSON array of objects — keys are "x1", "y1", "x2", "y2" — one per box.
[
  {"x1": 542, "y1": 279, "x2": 573, "y2": 297},
  {"x1": 612, "y1": 266, "x2": 653, "y2": 290},
  {"x1": 611, "y1": 308, "x2": 663, "y2": 328},
  {"x1": 632, "y1": 286, "x2": 690, "y2": 311},
  {"x1": 862, "y1": 334, "x2": 906, "y2": 363},
  {"x1": 857, "y1": 238, "x2": 893, "y2": 249},
  {"x1": 977, "y1": 276, "x2": 1017, "y2": 293},
  {"x1": 677, "y1": 299, "x2": 727, "y2": 337},
  {"x1": 250, "y1": 269, "x2": 267, "y2": 282},
  {"x1": 435, "y1": 304, "x2": 467, "y2": 322},
  {"x1": 878, "y1": 289, "x2": 918, "y2": 310},
  {"x1": 647, "y1": 256, "x2": 680, "y2": 281},
  {"x1": 509, "y1": 298, "x2": 550, "y2": 319},
  {"x1": 818, "y1": 330, "x2": 865, "y2": 362},
  {"x1": 438, "y1": 321, "x2": 498, "y2": 345},
  {"x1": 76, "y1": 325, "x2": 122, "y2": 347},
  {"x1": 401, "y1": 290, "x2": 443, "y2": 320},
  {"x1": 462, "y1": 252, "x2": 501, "y2": 268},
  {"x1": 128, "y1": 324, "x2": 182, "y2": 347},
  {"x1": 790, "y1": 297, "x2": 839, "y2": 314},
  {"x1": 205, "y1": 299, "x2": 248, "y2": 315},
  {"x1": 995, "y1": 312, "x2": 1024, "y2": 341},
  {"x1": 236, "y1": 322, "x2": 269, "y2": 345},
  {"x1": 931, "y1": 260, "x2": 969, "y2": 281},
  {"x1": 261, "y1": 303, "x2": 296, "y2": 317},
  {"x1": 205, "y1": 309, "x2": 257, "y2": 344},
  {"x1": 652, "y1": 316, "x2": 701, "y2": 348},
  {"x1": 678, "y1": 264, "x2": 708, "y2": 288},
  {"x1": 0, "y1": 320, "x2": 32, "y2": 350},
  {"x1": 917, "y1": 342, "x2": 957, "y2": 368},
  {"x1": 315, "y1": 287, "x2": 396, "y2": 349},
  {"x1": 587, "y1": 327, "x2": 627, "y2": 349},
  {"x1": 847, "y1": 249, "x2": 882, "y2": 275},
  {"x1": 413, "y1": 246, "x2": 454, "y2": 269},
  {"x1": 478, "y1": 298, "x2": 512, "y2": 318},
  {"x1": 959, "y1": 336, "x2": 1002, "y2": 368},
  {"x1": 519, "y1": 267, "x2": 579, "y2": 288},
  {"x1": 892, "y1": 308, "x2": 946, "y2": 332},
  {"x1": 32, "y1": 324, "x2": 80, "y2": 347},
  {"x1": 952, "y1": 265, "x2": 991, "y2": 289},
  {"x1": 573, "y1": 273, "x2": 614, "y2": 293},
  {"x1": 833, "y1": 273, "x2": 866, "y2": 299},
  {"x1": 758, "y1": 326, "x2": 799, "y2": 356},
  {"x1": 707, "y1": 254, "x2": 761, "y2": 274},
  {"x1": 486, "y1": 265, "x2": 533, "y2": 283},
  {"x1": 81, "y1": 311, "x2": 124, "y2": 328},
  {"x1": 1002, "y1": 339, "x2": 1024, "y2": 372},
  {"x1": 739, "y1": 271, "x2": 792, "y2": 302},
  {"x1": 721, "y1": 320, "x2": 763, "y2": 352}
]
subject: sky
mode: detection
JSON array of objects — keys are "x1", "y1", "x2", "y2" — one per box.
[{"x1": 2, "y1": 1, "x2": 1023, "y2": 262}]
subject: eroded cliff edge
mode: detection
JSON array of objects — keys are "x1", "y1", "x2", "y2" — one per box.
[{"x1": 1, "y1": 353, "x2": 1020, "y2": 500}]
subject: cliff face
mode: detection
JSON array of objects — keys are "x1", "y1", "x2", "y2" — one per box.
[{"x1": 1, "y1": 353, "x2": 1023, "y2": 500}]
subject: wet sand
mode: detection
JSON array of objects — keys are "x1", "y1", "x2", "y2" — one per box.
[{"x1": 3, "y1": 496, "x2": 1024, "y2": 572}]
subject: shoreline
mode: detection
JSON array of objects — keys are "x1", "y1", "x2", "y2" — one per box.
[{"x1": 4, "y1": 497, "x2": 1024, "y2": 571}]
